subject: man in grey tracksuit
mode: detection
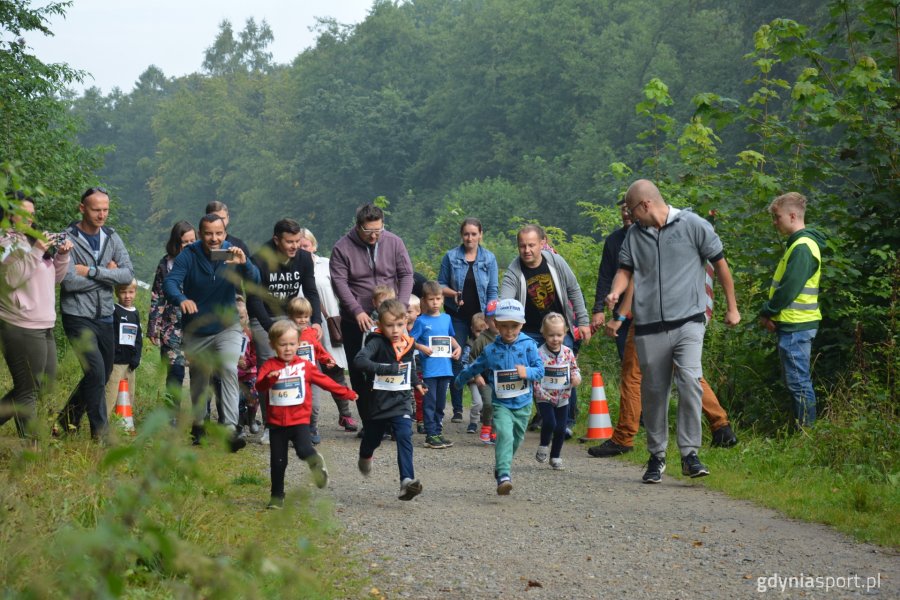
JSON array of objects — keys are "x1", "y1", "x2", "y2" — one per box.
[
  {"x1": 606, "y1": 180, "x2": 740, "y2": 484},
  {"x1": 58, "y1": 187, "x2": 134, "y2": 438}
]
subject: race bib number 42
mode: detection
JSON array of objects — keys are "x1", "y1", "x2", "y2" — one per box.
[
  {"x1": 270, "y1": 364, "x2": 305, "y2": 406},
  {"x1": 494, "y1": 369, "x2": 528, "y2": 399},
  {"x1": 373, "y1": 362, "x2": 412, "y2": 391}
]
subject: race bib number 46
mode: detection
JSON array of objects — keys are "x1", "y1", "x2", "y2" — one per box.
[
  {"x1": 542, "y1": 364, "x2": 570, "y2": 390},
  {"x1": 270, "y1": 364, "x2": 305, "y2": 406},
  {"x1": 494, "y1": 369, "x2": 528, "y2": 399},
  {"x1": 429, "y1": 336, "x2": 452, "y2": 358},
  {"x1": 373, "y1": 362, "x2": 412, "y2": 391}
]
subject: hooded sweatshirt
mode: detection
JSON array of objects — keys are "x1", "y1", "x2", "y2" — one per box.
[
  {"x1": 256, "y1": 355, "x2": 356, "y2": 427},
  {"x1": 759, "y1": 228, "x2": 827, "y2": 332},
  {"x1": 455, "y1": 332, "x2": 544, "y2": 410},
  {"x1": 60, "y1": 223, "x2": 134, "y2": 320}
]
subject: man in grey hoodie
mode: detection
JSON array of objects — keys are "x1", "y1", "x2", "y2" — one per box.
[
  {"x1": 58, "y1": 187, "x2": 134, "y2": 438},
  {"x1": 607, "y1": 180, "x2": 740, "y2": 484}
]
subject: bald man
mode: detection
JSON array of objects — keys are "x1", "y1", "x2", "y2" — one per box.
[{"x1": 606, "y1": 180, "x2": 740, "y2": 484}]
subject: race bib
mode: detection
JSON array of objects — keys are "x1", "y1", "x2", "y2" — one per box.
[
  {"x1": 494, "y1": 369, "x2": 528, "y2": 399},
  {"x1": 119, "y1": 322, "x2": 138, "y2": 347},
  {"x1": 239, "y1": 334, "x2": 249, "y2": 355},
  {"x1": 270, "y1": 364, "x2": 305, "y2": 406},
  {"x1": 542, "y1": 364, "x2": 571, "y2": 391},
  {"x1": 429, "y1": 336, "x2": 452, "y2": 358},
  {"x1": 373, "y1": 362, "x2": 412, "y2": 391},
  {"x1": 296, "y1": 342, "x2": 315, "y2": 364}
]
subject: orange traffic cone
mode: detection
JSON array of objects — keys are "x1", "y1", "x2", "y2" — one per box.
[
  {"x1": 115, "y1": 379, "x2": 135, "y2": 434},
  {"x1": 579, "y1": 372, "x2": 612, "y2": 442}
]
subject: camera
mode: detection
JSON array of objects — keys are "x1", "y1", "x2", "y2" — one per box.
[
  {"x1": 43, "y1": 232, "x2": 67, "y2": 258},
  {"x1": 210, "y1": 248, "x2": 232, "y2": 261}
]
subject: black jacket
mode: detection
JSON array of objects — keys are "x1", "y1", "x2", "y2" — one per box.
[
  {"x1": 247, "y1": 240, "x2": 321, "y2": 330},
  {"x1": 353, "y1": 331, "x2": 421, "y2": 421},
  {"x1": 113, "y1": 304, "x2": 142, "y2": 370}
]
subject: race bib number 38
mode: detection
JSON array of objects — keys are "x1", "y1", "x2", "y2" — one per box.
[
  {"x1": 270, "y1": 364, "x2": 305, "y2": 406},
  {"x1": 494, "y1": 369, "x2": 528, "y2": 399},
  {"x1": 373, "y1": 362, "x2": 412, "y2": 391},
  {"x1": 542, "y1": 364, "x2": 570, "y2": 390}
]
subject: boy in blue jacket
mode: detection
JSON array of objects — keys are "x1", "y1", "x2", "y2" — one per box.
[{"x1": 455, "y1": 299, "x2": 543, "y2": 495}]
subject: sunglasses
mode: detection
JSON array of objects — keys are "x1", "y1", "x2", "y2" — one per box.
[
  {"x1": 359, "y1": 225, "x2": 385, "y2": 235},
  {"x1": 81, "y1": 186, "x2": 109, "y2": 201}
]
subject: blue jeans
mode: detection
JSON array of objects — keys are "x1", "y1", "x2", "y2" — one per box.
[
  {"x1": 449, "y1": 315, "x2": 470, "y2": 415},
  {"x1": 777, "y1": 329, "x2": 817, "y2": 426},
  {"x1": 523, "y1": 330, "x2": 579, "y2": 426},
  {"x1": 423, "y1": 376, "x2": 451, "y2": 436},
  {"x1": 360, "y1": 415, "x2": 415, "y2": 482}
]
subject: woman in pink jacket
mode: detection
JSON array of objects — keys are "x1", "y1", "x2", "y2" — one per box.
[{"x1": 0, "y1": 192, "x2": 72, "y2": 437}]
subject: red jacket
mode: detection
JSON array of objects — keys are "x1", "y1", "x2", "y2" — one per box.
[{"x1": 256, "y1": 356, "x2": 356, "y2": 427}]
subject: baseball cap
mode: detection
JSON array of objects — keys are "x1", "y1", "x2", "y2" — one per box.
[
  {"x1": 493, "y1": 299, "x2": 525, "y2": 324},
  {"x1": 484, "y1": 299, "x2": 498, "y2": 317}
]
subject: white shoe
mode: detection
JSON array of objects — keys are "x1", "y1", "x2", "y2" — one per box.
[
  {"x1": 550, "y1": 458, "x2": 565, "y2": 470},
  {"x1": 259, "y1": 429, "x2": 270, "y2": 445},
  {"x1": 535, "y1": 446, "x2": 549, "y2": 463}
]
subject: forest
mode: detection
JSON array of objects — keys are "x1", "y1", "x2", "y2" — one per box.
[{"x1": 3, "y1": 0, "x2": 898, "y2": 462}]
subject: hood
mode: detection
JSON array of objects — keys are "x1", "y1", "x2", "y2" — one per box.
[{"x1": 790, "y1": 228, "x2": 827, "y2": 251}]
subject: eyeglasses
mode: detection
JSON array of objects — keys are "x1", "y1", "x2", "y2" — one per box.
[
  {"x1": 360, "y1": 225, "x2": 385, "y2": 235},
  {"x1": 81, "y1": 186, "x2": 108, "y2": 201},
  {"x1": 624, "y1": 201, "x2": 642, "y2": 215}
]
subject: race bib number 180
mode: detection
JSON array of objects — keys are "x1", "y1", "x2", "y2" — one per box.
[{"x1": 494, "y1": 369, "x2": 528, "y2": 399}]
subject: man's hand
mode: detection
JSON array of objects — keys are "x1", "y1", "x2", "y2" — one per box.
[
  {"x1": 578, "y1": 325, "x2": 592, "y2": 343},
  {"x1": 604, "y1": 319, "x2": 623, "y2": 339},
  {"x1": 74, "y1": 264, "x2": 90, "y2": 277},
  {"x1": 725, "y1": 309, "x2": 741, "y2": 327},
  {"x1": 605, "y1": 292, "x2": 620, "y2": 310},
  {"x1": 355, "y1": 312, "x2": 374, "y2": 332},
  {"x1": 180, "y1": 299, "x2": 198, "y2": 314},
  {"x1": 225, "y1": 247, "x2": 246, "y2": 265},
  {"x1": 311, "y1": 322, "x2": 323, "y2": 341},
  {"x1": 106, "y1": 260, "x2": 117, "y2": 269},
  {"x1": 591, "y1": 312, "x2": 606, "y2": 331},
  {"x1": 515, "y1": 364, "x2": 527, "y2": 378},
  {"x1": 759, "y1": 316, "x2": 776, "y2": 332}
]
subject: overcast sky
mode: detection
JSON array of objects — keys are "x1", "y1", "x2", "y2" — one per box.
[{"x1": 25, "y1": 0, "x2": 374, "y2": 94}]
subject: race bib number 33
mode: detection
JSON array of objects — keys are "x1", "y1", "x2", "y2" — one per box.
[{"x1": 542, "y1": 364, "x2": 570, "y2": 390}]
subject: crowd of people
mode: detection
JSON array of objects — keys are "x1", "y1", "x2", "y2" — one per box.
[{"x1": 0, "y1": 180, "x2": 824, "y2": 504}]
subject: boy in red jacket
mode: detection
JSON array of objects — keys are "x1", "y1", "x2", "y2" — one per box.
[{"x1": 256, "y1": 320, "x2": 357, "y2": 509}]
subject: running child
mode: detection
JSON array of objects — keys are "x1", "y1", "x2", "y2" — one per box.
[
  {"x1": 533, "y1": 312, "x2": 582, "y2": 470},
  {"x1": 104, "y1": 279, "x2": 142, "y2": 418},
  {"x1": 464, "y1": 312, "x2": 488, "y2": 434},
  {"x1": 410, "y1": 280, "x2": 461, "y2": 449},
  {"x1": 353, "y1": 298, "x2": 425, "y2": 500},
  {"x1": 455, "y1": 299, "x2": 543, "y2": 495},
  {"x1": 256, "y1": 320, "x2": 357, "y2": 508},
  {"x1": 469, "y1": 300, "x2": 499, "y2": 444},
  {"x1": 287, "y1": 296, "x2": 353, "y2": 444}
]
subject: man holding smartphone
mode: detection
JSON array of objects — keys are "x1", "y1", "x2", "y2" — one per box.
[{"x1": 163, "y1": 213, "x2": 260, "y2": 450}]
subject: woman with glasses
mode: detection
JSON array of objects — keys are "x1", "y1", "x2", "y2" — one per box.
[
  {"x1": 147, "y1": 220, "x2": 196, "y2": 417},
  {"x1": 0, "y1": 192, "x2": 72, "y2": 438},
  {"x1": 437, "y1": 218, "x2": 499, "y2": 427}
]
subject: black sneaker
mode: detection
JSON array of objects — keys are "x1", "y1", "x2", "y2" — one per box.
[
  {"x1": 680, "y1": 451, "x2": 710, "y2": 478},
  {"x1": 588, "y1": 439, "x2": 634, "y2": 457},
  {"x1": 451, "y1": 411, "x2": 463, "y2": 423},
  {"x1": 424, "y1": 435, "x2": 447, "y2": 449},
  {"x1": 466, "y1": 422, "x2": 478, "y2": 434},
  {"x1": 229, "y1": 435, "x2": 247, "y2": 453},
  {"x1": 438, "y1": 434, "x2": 454, "y2": 448},
  {"x1": 711, "y1": 425, "x2": 738, "y2": 448},
  {"x1": 398, "y1": 478, "x2": 423, "y2": 501},
  {"x1": 642, "y1": 454, "x2": 666, "y2": 484}
]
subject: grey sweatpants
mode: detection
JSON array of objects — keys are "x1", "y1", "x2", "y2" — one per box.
[
  {"x1": 633, "y1": 321, "x2": 705, "y2": 458},
  {"x1": 184, "y1": 323, "x2": 243, "y2": 430}
]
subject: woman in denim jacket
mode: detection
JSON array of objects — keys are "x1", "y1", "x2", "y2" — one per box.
[{"x1": 437, "y1": 218, "x2": 499, "y2": 421}]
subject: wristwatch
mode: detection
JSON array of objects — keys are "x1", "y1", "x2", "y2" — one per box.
[
  {"x1": 613, "y1": 312, "x2": 628, "y2": 322},
  {"x1": 88, "y1": 266, "x2": 97, "y2": 278}
]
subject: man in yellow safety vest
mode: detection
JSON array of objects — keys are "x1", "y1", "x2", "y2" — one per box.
[{"x1": 759, "y1": 192, "x2": 826, "y2": 426}]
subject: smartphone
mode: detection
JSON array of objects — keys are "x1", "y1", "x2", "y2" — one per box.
[{"x1": 210, "y1": 248, "x2": 232, "y2": 261}]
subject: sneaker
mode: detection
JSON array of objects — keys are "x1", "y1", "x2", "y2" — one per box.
[
  {"x1": 229, "y1": 434, "x2": 247, "y2": 453},
  {"x1": 249, "y1": 421, "x2": 261, "y2": 434},
  {"x1": 310, "y1": 430, "x2": 321, "y2": 445},
  {"x1": 680, "y1": 451, "x2": 710, "y2": 478},
  {"x1": 711, "y1": 424, "x2": 738, "y2": 448},
  {"x1": 425, "y1": 435, "x2": 447, "y2": 449},
  {"x1": 466, "y1": 422, "x2": 478, "y2": 434},
  {"x1": 190, "y1": 424, "x2": 205, "y2": 446},
  {"x1": 496, "y1": 475, "x2": 512, "y2": 495},
  {"x1": 550, "y1": 458, "x2": 565, "y2": 470},
  {"x1": 398, "y1": 478, "x2": 423, "y2": 501},
  {"x1": 479, "y1": 425, "x2": 491, "y2": 443},
  {"x1": 587, "y1": 439, "x2": 634, "y2": 457},
  {"x1": 307, "y1": 453, "x2": 329, "y2": 488},
  {"x1": 338, "y1": 415, "x2": 359, "y2": 432},
  {"x1": 259, "y1": 429, "x2": 270, "y2": 445},
  {"x1": 438, "y1": 434, "x2": 454, "y2": 448},
  {"x1": 358, "y1": 456, "x2": 373, "y2": 477},
  {"x1": 535, "y1": 445, "x2": 549, "y2": 463},
  {"x1": 267, "y1": 496, "x2": 284, "y2": 510},
  {"x1": 451, "y1": 411, "x2": 463, "y2": 423},
  {"x1": 642, "y1": 454, "x2": 666, "y2": 484},
  {"x1": 489, "y1": 431, "x2": 497, "y2": 444},
  {"x1": 564, "y1": 427, "x2": 574, "y2": 440},
  {"x1": 416, "y1": 421, "x2": 425, "y2": 434}
]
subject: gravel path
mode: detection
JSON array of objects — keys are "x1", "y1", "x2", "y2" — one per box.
[{"x1": 272, "y1": 396, "x2": 898, "y2": 599}]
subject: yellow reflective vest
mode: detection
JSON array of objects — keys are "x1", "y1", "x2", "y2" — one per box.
[{"x1": 769, "y1": 237, "x2": 821, "y2": 323}]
